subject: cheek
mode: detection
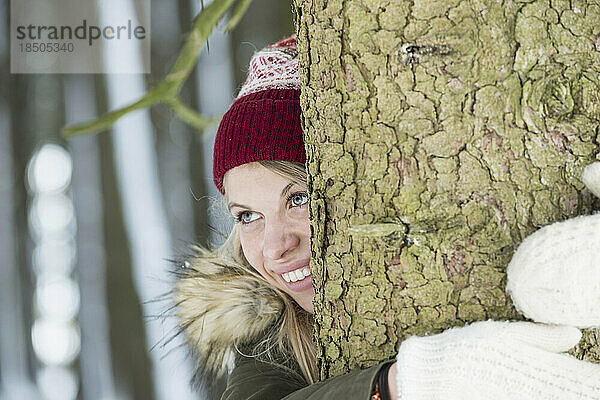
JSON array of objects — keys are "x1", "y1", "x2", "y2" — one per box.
[
  {"x1": 298, "y1": 214, "x2": 311, "y2": 242},
  {"x1": 240, "y1": 233, "x2": 278, "y2": 285},
  {"x1": 239, "y1": 232, "x2": 262, "y2": 271}
]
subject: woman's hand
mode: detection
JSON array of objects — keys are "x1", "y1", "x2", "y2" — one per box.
[{"x1": 392, "y1": 320, "x2": 600, "y2": 400}]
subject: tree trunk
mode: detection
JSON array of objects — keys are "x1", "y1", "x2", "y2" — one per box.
[{"x1": 296, "y1": 0, "x2": 600, "y2": 380}]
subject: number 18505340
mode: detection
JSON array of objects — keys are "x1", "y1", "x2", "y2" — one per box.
[{"x1": 19, "y1": 42, "x2": 74, "y2": 53}]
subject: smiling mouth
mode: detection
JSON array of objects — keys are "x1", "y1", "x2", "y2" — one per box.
[{"x1": 281, "y1": 267, "x2": 311, "y2": 283}]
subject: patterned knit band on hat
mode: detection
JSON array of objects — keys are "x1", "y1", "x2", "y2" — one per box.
[{"x1": 213, "y1": 35, "x2": 305, "y2": 194}]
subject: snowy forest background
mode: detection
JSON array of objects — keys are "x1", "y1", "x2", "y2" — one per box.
[{"x1": 0, "y1": 0, "x2": 293, "y2": 399}]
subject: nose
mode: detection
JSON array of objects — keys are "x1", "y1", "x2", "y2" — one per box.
[{"x1": 262, "y1": 216, "x2": 300, "y2": 261}]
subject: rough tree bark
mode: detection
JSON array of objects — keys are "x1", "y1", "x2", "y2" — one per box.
[{"x1": 295, "y1": 0, "x2": 600, "y2": 380}]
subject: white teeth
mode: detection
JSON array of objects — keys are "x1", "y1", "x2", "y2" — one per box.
[{"x1": 281, "y1": 266, "x2": 311, "y2": 283}]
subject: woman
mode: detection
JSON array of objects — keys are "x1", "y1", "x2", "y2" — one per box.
[{"x1": 174, "y1": 36, "x2": 600, "y2": 399}]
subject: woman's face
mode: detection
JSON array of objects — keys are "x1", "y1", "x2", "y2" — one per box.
[{"x1": 223, "y1": 163, "x2": 315, "y2": 313}]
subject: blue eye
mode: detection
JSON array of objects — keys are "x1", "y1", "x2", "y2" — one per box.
[
  {"x1": 236, "y1": 211, "x2": 259, "y2": 224},
  {"x1": 289, "y1": 192, "x2": 308, "y2": 207}
]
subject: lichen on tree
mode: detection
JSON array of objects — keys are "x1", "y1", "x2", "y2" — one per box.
[{"x1": 296, "y1": 0, "x2": 600, "y2": 379}]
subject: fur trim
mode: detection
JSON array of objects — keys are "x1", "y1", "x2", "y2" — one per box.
[{"x1": 171, "y1": 245, "x2": 285, "y2": 384}]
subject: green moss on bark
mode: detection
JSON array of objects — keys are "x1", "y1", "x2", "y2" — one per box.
[{"x1": 297, "y1": 0, "x2": 600, "y2": 379}]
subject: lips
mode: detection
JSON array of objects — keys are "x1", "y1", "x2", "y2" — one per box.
[
  {"x1": 274, "y1": 259, "x2": 311, "y2": 276},
  {"x1": 274, "y1": 259, "x2": 312, "y2": 292}
]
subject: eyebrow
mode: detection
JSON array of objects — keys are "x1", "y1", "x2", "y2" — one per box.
[{"x1": 227, "y1": 182, "x2": 297, "y2": 211}]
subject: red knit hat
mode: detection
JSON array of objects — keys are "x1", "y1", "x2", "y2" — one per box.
[{"x1": 213, "y1": 36, "x2": 305, "y2": 194}]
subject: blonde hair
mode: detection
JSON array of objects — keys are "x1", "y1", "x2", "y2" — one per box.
[{"x1": 220, "y1": 160, "x2": 317, "y2": 383}]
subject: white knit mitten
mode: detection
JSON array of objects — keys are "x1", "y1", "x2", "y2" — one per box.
[
  {"x1": 395, "y1": 320, "x2": 600, "y2": 400},
  {"x1": 507, "y1": 162, "x2": 600, "y2": 328},
  {"x1": 582, "y1": 162, "x2": 600, "y2": 198}
]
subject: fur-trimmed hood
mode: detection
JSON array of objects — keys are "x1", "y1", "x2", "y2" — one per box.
[{"x1": 171, "y1": 240, "x2": 287, "y2": 388}]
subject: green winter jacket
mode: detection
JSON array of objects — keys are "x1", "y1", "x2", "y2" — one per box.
[
  {"x1": 173, "y1": 250, "x2": 394, "y2": 399},
  {"x1": 222, "y1": 356, "x2": 393, "y2": 400}
]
